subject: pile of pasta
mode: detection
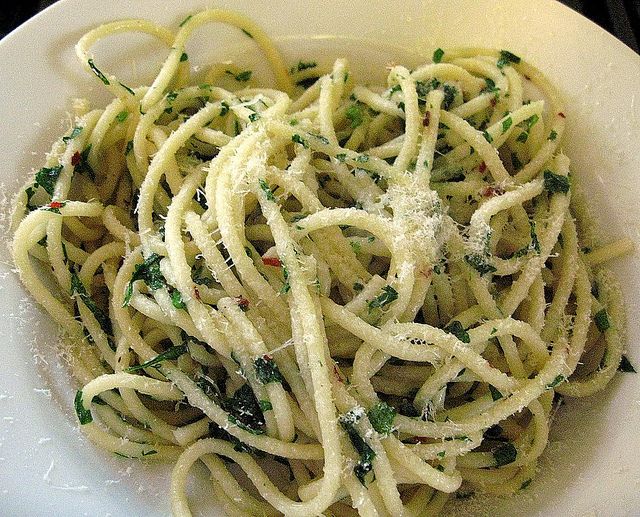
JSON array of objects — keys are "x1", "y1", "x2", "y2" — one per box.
[{"x1": 11, "y1": 9, "x2": 633, "y2": 517}]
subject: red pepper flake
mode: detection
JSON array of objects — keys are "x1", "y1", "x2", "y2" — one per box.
[
  {"x1": 415, "y1": 436, "x2": 431, "y2": 444},
  {"x1": 422, "y1": 111, "x2": 431, "y2": 127},
  {"x1": 193, "y1": 287, "x2": 201, "y2": 300},
  {"x1": 262, "y1": 256, "x2": 281, "y2": 267},
  {"x1": 419, "y1": 268, "x2": 433, "y2": 279},
  {"x1": 490, "y1": 96, "x2": 498, "y2": 107},
  {"x1": 478, "y1": 161, "x2": 487, "y2": 173},
  {"x1": 237, "y1": 297, "x2": 249, "y2": 310},
  {"x1": 333, "y1": 364, "x2": 342, "y2": 382},
  {"x1": 558, "y1": 112, "x2": 566, "y2": 119},
  {"x1": 480, "y1": 185, "x2": 504, "y2": 197},
  {"x1": 49, "y1": 201, "x2": 63, "y2": 209},
  {"x1": 71, "y1": 151, "x2": 81, "y2": 166},
  {"x1": 262, "y1": 354, "x2": 272, "y2": 361}
]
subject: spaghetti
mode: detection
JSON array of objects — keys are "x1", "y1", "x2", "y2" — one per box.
[{"x1": 11, "y1": 9, "x2": 634, "y2": 517}]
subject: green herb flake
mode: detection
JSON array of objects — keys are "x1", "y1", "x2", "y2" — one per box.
[
  {"x1": 367, "y1": 285, "x2": 399, "y2": 313},
  {"x1": 125, "y1": 140, "x2": 134, "y2": 155},
  {"x1": 493, "y1": 442, "x2": 517, "y2": 467},
  {"x1": 433, "y1": 48, "x2": 445, "y2": 63},
  {"x1": 482, "y1": 130, "x2": 494, "y2": 143},
  {"x1": 259, "y1": 400, "x2": 273, "y2": 411},
  {"x1": 62, "y1": 126, "x2": 83, "y2": 143},
  {"x1": 367, "y1": 401, "x2": 396, "y2": 435},
  {"x1": 489, "y1": 385, "x2": 503, "y2": 401},
  {"x1": 258, "y1": 178, "x2": 276, "y2": 202},
  {"x1": 548, "y1": 130, "x2": 558, "y2": 141},
  {"x1": 87, "y1": 59, "x2": 110, "y2": 85},
  {"x1": 346, "y1": 104, "x2": 364, "y2": 128},
  {"x1": 339, "y1": 410, "x2": 376, "y2": 485},
  {"x1": 171, "y1": 289, "x2": 186, "y2": 309},
  {"x1": 442, "y1": 84, "x2": 457, "y2": 110},
  {"x1": 543, "y1": 170, "x2": 570, "y2": 194},
  {"x1": 179, "y1": 14, "x2": 193, "y2": 27},
  {"x1": 71, "y1": 271, "x2": 112, "y2": 336},
  {"x1": 437, "y1": 451, "x2": 446, "y2": 458},
  {"x1": 292, "y1": 61, "x2": 317, "y2": 73},
  {"x1": 35, "y1": 165, "x2": 63, "y2": 197},
  {"x1": 119, "y1": 82, "x2": 135, "y2": 95},
  {"x1": 116, "y1": 110, "x2": 129, "y2": 123},
  {"x1": 444, "y1": 320, "x2": 470, "y2": 344},
  {"x1": 335, "y1": 153, "x2": 347, "y2": 162},
  {"x1": 248, "y1": 112, "x2": 261, "y2": 122},
  {"x1": 241, "y1": 28, "x2": 253, "y2": 38},
  {"x1": 353, "y1": 281, "x2": 364, "y2": 293},
  {"x1": 291, "y1": 134, "x2": 309, "y2": 148},
  {"x1": 73, "y1": 145, "x2": 95, "y2": 181},
  {"x1": 546, "y1": 374, "x2": 566, "y2": 389},
  {"x1": 180, "y1": 52, "x2": 188, "y2": 62},
  {"x1": 483, "y1": 77, "x2": 498, "y2": 93},
  {"x1": 594, "y1": 309, "x2": 610, "y2": 332},
  {"x1": 464, "y1": 254, "x2": 497, "y2": 276},
  {"x1": 126, "y1": 344, "x2": 188, "y2": 372},
  {"x1": 122, "y1": 253, "x2": 166, "y2": 306},
  {"x1": 227, "y1": 383, "x2": 266, "y2": 435},
  {"x1": 74, "y1": 390, "x2": 93, "y2": 425},
  {"x1": 501, "y1": 116, "x2": 513, "y2": 134},
  {"x1": 229, "y1": 69, "x2": 252, "y2": 82},
  {"x1": 497, "y1": 50, "x2": 521, "y2": 69},
  {"x1": 254, "y1": 355, "x2": 284, "y2": 384},
  {"x1": 618, "y1": 355, "x2": 636, "y2": 373}
]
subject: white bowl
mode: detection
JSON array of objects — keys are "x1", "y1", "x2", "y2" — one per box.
[{"x1": 1, "y1": 1, "x2": 638, "y2": 515}]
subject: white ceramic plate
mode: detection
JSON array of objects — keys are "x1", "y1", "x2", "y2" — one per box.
[{"x1": 1, "y1": 1, "x2": 639, "y2": 515}]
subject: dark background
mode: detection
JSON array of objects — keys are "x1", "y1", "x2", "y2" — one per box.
[{"x1": 1, "y1": 0, "x2": 639, "y2": 53}]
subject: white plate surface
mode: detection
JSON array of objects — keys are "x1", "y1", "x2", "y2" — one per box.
[{"x1": 1, "y1": 1, "x2": 639, "y2": 516}]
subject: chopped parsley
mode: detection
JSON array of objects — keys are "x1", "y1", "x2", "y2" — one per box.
[
  {"x1": 171, "y1": 289, "x2": 186, "y2": 309},
  {"x1": 280, "y1": 265, "x2": 290, "y2": 294},
  {"x1": 291, "y1": 61, "x2": 317, "y2": 73},
  {"x1": 548, "y1": 130, "x2": 558, "y2": 141},
  {"x1": 241, "y1": 28, "x2": 253, "y2": 38},
  {"x1": 291, "y1": 134, "x2": 309, "y2": 148},
  {"x1": 35, "y1": 165, "x2": 63, "y2": 196},
  {"x1": 248, "y1": 112, "x2": 260, "y2": 122},
  {"x1": 520, "y1": 478, "x2": 532, "y2": 490},
  {"x1": 259, "y1": 400, "x2": 273, "y2": 411},
  {"x1": 464, "y1": 254, "x2": 497, "y2": 275},
  {"x1": 62, "y1": 126, "x2": 83, "y2": 143},
  {"x1": 367, "y1": 285, "x2": 398, "y2": 313},
  {"x1": 339, "y1": 409, "x2": 376, "y2": 485},
  {"x1": 594, "y1": 309, "x2": 610, "y2": 332},
  {"x1": 180, "y1": 52, "x2": 188, "y2": 62},
  {"x1": 74, "y1": 390, "x2": 93, "y2": 425},
  {"x1": 254, "y1": 355, "x2": 284, "y2": 384},
  {"x1": 71, "y1": 271, "x2": 112, "y2": 336},
  {"x1": 227, "y1": 383, "x2": 266, "y2": 435},
  {"x1": 257, "y1": 178, "x2": 275, "y2": 201},
  {"x1": 497, "y1": 50, "x2": 521, "y2": 69},
  {"x1": 367, "y1": 401, "x2": 396, "y2": 435},
  {"x1": 444, "y1": 320, "x2": 470, "y2": 343},
  {"x1": 179, "y1": 14, "x2": 193, "y2": 27},
  {"x1": 482, "y1": 77, "x2": 499, "y2": 93},
  {"x1": 543, "y1": 170, "x2": 570, "y2": 194},
  {"x1": 501, "y1": 116, "x2": 513, "y2": 133},
  {"x1": 126, "y1": 344, "x2": 188, "y2": 372},
  {"x1": 226, "y1": 69, "x2": 252, "y2": 82},
  {"x1": 87, "y1": 59, "x2": 110, "y2": 85},
  {"x1": 72, "y1": 145, "x2": 95, "y2": 181},
  {"x1": 116, "y1": 110, "x2": 129, "y2": 123},
  {"x1": 353, "y1": 281, "x2": 364, "y2": 292},
  {"x1": 122, "y1": 253, "x2": 166, "y2": 306},
  {"x1": 433, "y1": 48, "x2": 445, "y2": 63},
  {"x1": 546, "y1": 374, "x2": 565, "y2": 389},
  {"x1": 345, "y1": 104, "x2": 364, "y2": 128},
  {"x1": 482, "y1": 130, "x2": 493, "y2": 143},
  {"x1": 442, "y1": 84, "x2": 457, "y2": 110},
  {"x1": 492, "y1": 442, "x2": 517, "y2": 467}
]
